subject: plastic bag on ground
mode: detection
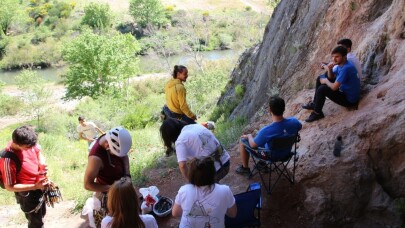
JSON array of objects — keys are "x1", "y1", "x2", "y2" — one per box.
[{"x1": 139, "y1": 186, "x2": 159, "y2": 214}]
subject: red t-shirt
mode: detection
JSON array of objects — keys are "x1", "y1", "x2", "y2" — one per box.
[
  {"x1": 0, "y1": 141, "x2": 42, "y2": 186},
  {"x1": 89, "y1": 137, "x2": 125, "y2": 186}
]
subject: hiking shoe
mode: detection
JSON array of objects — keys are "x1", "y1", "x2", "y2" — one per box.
[
  {"x1": 235, "y1": 165, "x2": 251, "y2": 175},
  {"x1": 302, "y1": 102, "x2": 315, "y2": 110},
  {"x1": 305, "y1": 112, "x2": 325, "y2": 122}
]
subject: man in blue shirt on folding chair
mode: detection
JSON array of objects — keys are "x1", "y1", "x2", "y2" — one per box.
[{"x1": 235, "y1": 96, "x2": 302, "y2": 175}]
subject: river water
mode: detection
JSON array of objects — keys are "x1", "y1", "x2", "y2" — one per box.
[{"x1": 0, "y1": 49, "x2": 240, "y2": 84}]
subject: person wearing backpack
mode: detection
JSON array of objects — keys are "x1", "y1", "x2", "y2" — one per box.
[{"x1": 0, "y1": 125, "x2": 49, "y2": 228}]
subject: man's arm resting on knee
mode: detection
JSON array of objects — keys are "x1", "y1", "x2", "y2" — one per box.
[
  {"x1": 241, "y1": 134, "x2": 258, "y2": 148},
  {"x1": 320, "y1": 78, "x2": 341, "y2": 91}
]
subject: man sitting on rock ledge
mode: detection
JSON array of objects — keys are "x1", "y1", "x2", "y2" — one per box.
[
  {"x1": 235, "y1": 96, "x2": 302, "y2": 175},
  {"x1": 304, "y1": 46, "x2": 360, "y2": 122}
]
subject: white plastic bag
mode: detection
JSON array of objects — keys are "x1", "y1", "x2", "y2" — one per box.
[
  {"x1": 81, "y1": 195, "x2": 102, "y2": 228},
  {"x1": 139, "y1": 186, "x2": 159, "y2": 214}
]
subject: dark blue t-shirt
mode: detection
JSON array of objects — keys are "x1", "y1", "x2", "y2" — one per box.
[
  {"x1": 254, "y1": 117, "x2": 302, "y2": 149},
  {"x1": 336, "y1": 61, "x2": 360, "y2": 103}
]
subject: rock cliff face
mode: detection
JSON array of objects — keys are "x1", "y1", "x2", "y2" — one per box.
[{"x1": 221, "y1": 0, "x2": 405, "y2": 226}]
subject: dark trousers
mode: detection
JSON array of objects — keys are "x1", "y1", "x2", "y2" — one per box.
[
  {"x1": 314, "y1": 85, "x2": 356, "y2": 114},
  {"x1": 163, "y1": 105, "x2": 196, "y2": 124},
  {"x1": 313, "y1": 73, "x2": 335, "y2": 102},
  {"x1": 15, "y1": 190, "x2": 46, "y2": 228}
]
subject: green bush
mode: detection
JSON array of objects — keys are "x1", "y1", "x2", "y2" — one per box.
[
  {"x1": 0, "y1": 94, "x2": 24, "y2": 116},
  {"x1": 0, "y1": 37, "x2": 10, "y2": 58},
  {"x1": 209, "y1": 100, "x2": 239, "y2": 122},
  {"x1": 235, "y1": 84, "x2": 245, "y2": 98},
  {"x1": 218, "y1": 33, "x2": 233, "y2": 49},
  {"x1": 31, "y1": 26, "x2": 52, "y2": 44},
  {"x1": 129, "y1": 0, "x2": 167, "y2": 28},
  {"x1": 215, "y1": 117, "x2": 247, "y2": 148},
  {"x1": 44, "y1": 16, "x2": 59, "y2": 27},
  {"x1": 186, "y1": 60, "x2": 231, "y2": 117},
  {"x1": 121, "y1": 107, "x2": 154, "y2": 129},
  {"x1": 17, "y1": 39, "x2": 28, "y2": 49},
  {"x1": 268, "y1": 0, "x2": 281, "y2": 8},
  {"x1": 81, "y1": 3, "x2": 112, "y2": 29},
  {"x1": 48, "y1": 1, "x2": 74, "y2": 19},
  {"x1": 51, "y1": 18, "x2": 70, "y2": 39},
  {"x1": 0, "y1": 34, "x2": 62, "y2": 69}
]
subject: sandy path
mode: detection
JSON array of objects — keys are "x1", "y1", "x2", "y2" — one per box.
[
  {"x1": 239, "y1": 0, "x2": 270, "y2": 14},
  {"x1": 0, "y1": 200, "x2": 87, "y2": 228}
]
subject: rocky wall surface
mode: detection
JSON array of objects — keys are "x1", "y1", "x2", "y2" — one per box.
[{"x1": 222, "y1": 0, "x2": 405, "y2": 226}]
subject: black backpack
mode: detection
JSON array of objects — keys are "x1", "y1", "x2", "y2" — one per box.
[{"x1": 0, "y1": 150, "x2": 22, "y2": 189}]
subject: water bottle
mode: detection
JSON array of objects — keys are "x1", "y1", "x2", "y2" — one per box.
[{"x1": 333, "y1": 136, "x2": 342, "y2": 157}]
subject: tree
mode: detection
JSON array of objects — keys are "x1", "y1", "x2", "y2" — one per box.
[
  {"x1": 62, "y1": 30, "x2": 141, "y2": 100},
  {"x1": 129, "y1": 0, "x2": 167, "y2": 28},
  {"x1": 81, "y1": 3, "x2": 113, "y2": 29},
  {"x1": 16, "y1": 70, "x2": 52, "y2": 128},
  {"x1": 0, "y1": 0, "x2": 19, "y2": 34}
]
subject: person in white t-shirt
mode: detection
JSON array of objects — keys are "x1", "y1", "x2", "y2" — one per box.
[
  {"x1": 160, "y1": 118, "x2": 231, "y2": 182},
  {"x1": 77, "y1": 116, "x2": 104, "y2": 147},
  {"x1": 101, "y1": 178, "x2": 158, "y2": 228},
  {"x1": 173, "y1": 157, "x2": 237, "y2": 228}
]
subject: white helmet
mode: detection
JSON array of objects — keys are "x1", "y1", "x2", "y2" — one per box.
[{"x1": 106, "y1": 126, "x2": 132, "y2": 157}]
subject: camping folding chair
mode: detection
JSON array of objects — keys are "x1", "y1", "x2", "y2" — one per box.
[
  {"x1": 245, "y1": 134, "x2": 300, "y2": 194},
  {"x1": 225, "y1": 182, "x2": 262, "y2": 228}
]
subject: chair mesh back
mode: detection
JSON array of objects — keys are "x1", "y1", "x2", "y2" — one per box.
[
  {"x1": 225, "y1": 189, "x2": 261, "y2": 227},
  {"x1": 271, "y1": 135, "x2": 297, "y2": 149},
  {"x1": 267, "y1": 135, "x2": 297, "y2": 161}
]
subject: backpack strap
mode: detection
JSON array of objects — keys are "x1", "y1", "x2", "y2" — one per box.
[{"x1": 1, "y1": 150, "x2": 22, "y2": 174}]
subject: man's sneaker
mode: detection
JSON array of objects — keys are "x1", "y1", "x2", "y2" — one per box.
[
  {"x1": 302, "y1": 102, "x2": 315, "y2": 110},
  {"x1": 235, "y1": 165, "x2": 251, "y2": 175},
  {"x1": 305, "y1": 112, "x2": 325, "y2": 122}
]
